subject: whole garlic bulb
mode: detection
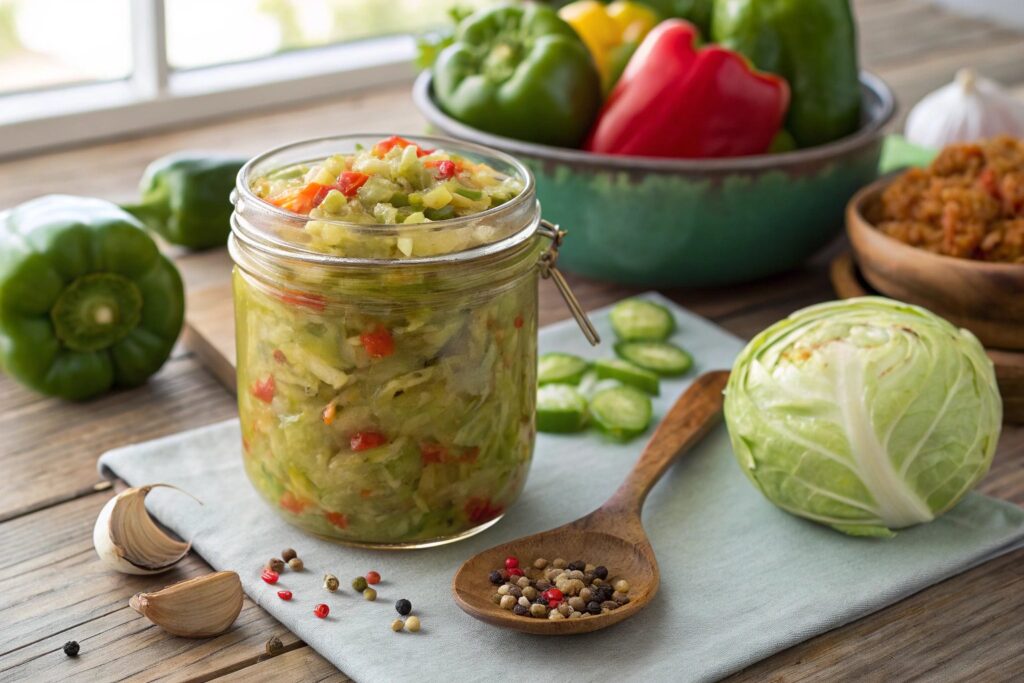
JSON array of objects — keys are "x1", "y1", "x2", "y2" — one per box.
[{"x1": 905, "y1": 68, "x2": 1024, "y2": 147}]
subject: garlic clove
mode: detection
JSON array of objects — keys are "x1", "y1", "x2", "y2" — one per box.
[
  {"x1": 93, "y1": 484, "x2": 200, "y2": 575},
  {"x1": 129, "y1": 571, "x2": 243, "y2": 638}
]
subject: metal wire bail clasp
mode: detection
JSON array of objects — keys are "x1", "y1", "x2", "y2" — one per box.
[{"x1": 538, "y1": 219, "x2": 600, "y2": 346}]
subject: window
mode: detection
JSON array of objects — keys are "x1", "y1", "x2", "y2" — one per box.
[{"x1": 0, "y1": 0, "x2": 498, "y2": 159}]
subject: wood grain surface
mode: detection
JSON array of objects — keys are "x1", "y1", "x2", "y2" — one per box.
[{"x1": 2, "y1": 1, "x2": 1024, "y2": 681}]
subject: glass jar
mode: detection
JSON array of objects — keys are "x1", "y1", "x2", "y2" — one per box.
[{"x1": 229, "y1": 135, "x2": 596, "y2": 548}]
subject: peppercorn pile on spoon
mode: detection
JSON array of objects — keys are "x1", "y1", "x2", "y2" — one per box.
[{"x1": 453, "y1": 370, "x2": 730, "y2": 635}]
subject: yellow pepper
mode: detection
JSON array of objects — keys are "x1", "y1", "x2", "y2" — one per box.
[{"x1": 559, "y1": 1, "x2": 659, "y2": 92}]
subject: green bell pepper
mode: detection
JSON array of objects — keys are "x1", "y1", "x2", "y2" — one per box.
[
  {"x1": 122, "y1": 152, "x2": 245, "y2": 249},
  {"x1": 640, "y1": 0, "x2": 713, "y2": 35},
  {"x1": 711, "y1": 0, "x2": 861, "y2": 147},
  {"x1": 432, "y1": 3, "x2": 603, "y2": 148},
  {"x1": 0, "y1": 195, "x2": 184, "y2": 400}
]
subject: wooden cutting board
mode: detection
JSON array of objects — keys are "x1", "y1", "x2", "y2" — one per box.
[
  {"x1": 831, "y1": 252, "x2": 1024, "y2": 424},
  {"x1": 183, "y1": 283, "x2": 237, "y2": 392}
]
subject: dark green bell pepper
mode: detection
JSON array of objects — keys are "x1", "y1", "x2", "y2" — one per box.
[
  {"x1": 122, "y1": 152, "x2": 245, "y2": 250},
  {"x1": 640, "y1": 0, "x2": 713, "y2": 35},
  {"x1": 0, "y1": 195, "x2": 184, "y2": 400},
  {"x1": 711, "y1": 0, "x2": 861, "y2": 147},
  {"x1": 432, "y1": 3, "x2": 602, "y2": 148}
]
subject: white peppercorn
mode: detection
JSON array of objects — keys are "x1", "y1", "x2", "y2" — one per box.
[
  {"x1": 533, "y1": 558, "x2": 549, "y2": 569},
  {"x1": 405, "y1": 616, "x2": 421, "y2": 632},
  {"x1": 614, "y1": 579, "x2": 630, "y2": 593},
  {"x1": 529, "y1": 603, "x2": 548, "y2": 618},
  {"x1": 500, "y1": 595, "x2": 516, "y2": 610}
]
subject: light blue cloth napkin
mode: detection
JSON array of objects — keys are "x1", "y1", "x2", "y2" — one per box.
[{"x1": 99, "y1": 293, "x2": 1024, "y2": 683}]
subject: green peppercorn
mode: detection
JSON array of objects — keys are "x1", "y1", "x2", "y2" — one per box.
[
  {"x1": 352, "y1": 576, "x2": 368, "y2": 592},
  {"x1": 363, "y1": 587, "x2": 377, "y2": 601}
]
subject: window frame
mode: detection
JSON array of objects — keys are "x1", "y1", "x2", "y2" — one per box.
[{"x1": 0, "y1": 0, "x2": 419, "y2": 159}]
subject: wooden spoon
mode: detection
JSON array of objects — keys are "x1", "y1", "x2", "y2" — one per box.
[{"x1": 452, "y1": 370, "x2": 730, "y2": 635}]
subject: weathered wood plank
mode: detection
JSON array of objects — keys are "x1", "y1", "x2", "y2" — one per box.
[
  {"x1": 213, "y1": 646, "x2": 350, "y2": 683},
  {"x1": 0, "y1": 492, "x2": 302, "y2": 682},
  {"x1": 727, "y1": 549, "x2": 1024, "y2": 682},
  {"x1": 0, "y1": 355, "x2": 237, "y2": 522}
]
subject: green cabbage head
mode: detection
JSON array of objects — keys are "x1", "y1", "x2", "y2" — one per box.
[{"x1": 724, "y1": 297, "x2": 1001, "y2": 538}]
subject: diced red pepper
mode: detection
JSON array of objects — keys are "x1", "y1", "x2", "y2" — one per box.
[
  {"x1": 275, "y1": 182, "x2": 331, "y2": 214},
  {"x1": 514, "y1": 315, "x2": 524, "y2": 329},
  {"x1": 325, "y1": 511, "x2": 349, "y2": 529},
  {"x1": 336, "y1": 171, "x2": 369, "y2": 197},
  {"x1": 359, "y1": 488, "x2": 373, "y2": 498},
  {"x1": 424, "y1": 158, "x2": 463, "y2": 178},
  {"x1": 280, "y1": 491, "x2": 309, "y2": 514},
  {"x1": 464, "y1": 497, "x2": 503, "y2": 525},
  {"x1": 274, "y1": 289, "x2": 327, "y2": 312},
  {"x1": 251, "y1": 375, "x2": 276, "y2": 403},
  {"x1": 373, "y1": 135, "x2": 434, "y2": 157},
  {"x1": 273, "y1": 349, "x2": 287, "y2": 364},
  {"x1": 420, "y1": 442, "x2": 447, "y2": 465},
  {"x1": 350, "y1": 431, "x2": 388, "y2": 451},
  {"x1": 360, "y1": 325, "x2": 394, "y2": 358}
]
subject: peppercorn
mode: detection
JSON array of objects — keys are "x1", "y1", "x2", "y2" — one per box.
[
  {"x1": 516, "y1": 576, "x2": 531, "y2": 588},
  {"x1": 513, "y1": 604, "x2": 529, "y2": 616},
  {"x1": 491, "y1": 593, "x2": 502, "y2": 605},
  {"x1": 535, "y1": 579, "x2": 551, "y2": 592},
  {"x1": 488, "y1": 570, "x2": 503, "y2": 585},
  {"x1": 533, "y1": 557, "x2": 549, "y2": 569},
  {"x1": 352, "y1": 576, "x2": 368, "y2": 592},
  {"x1": 363, "y1": 587, "x2": 377, "y2": 601},
  {"x1": 568, "y1": 596, "x2": 585, "y2": 612},
  {"x1": 261, "y1": 569, "x2": 280, "y2": 584},
  {"x1": 529, "y1": 603, "x2": 548, "y2": 618},
  {"x1": 497, "y1": 584, "x2": 512, "y2": 596},
  {"x1": 314, "y1": 603, "x2": 330, "y2": 618},
  {"x1": 391, "y1": 618, "x2": 404, "y2": 632},
  {"x1": 594, "y1": 565, "x2": 608, "y2": 580},
  {"x1": 602, "y1": 600, "x2": 619, "y2": 611},
  {"x1": 509, "y1": 585, "x2": 523, "y2": 599},
  {"x1": 505, "y1": 556, "x2": 519, "y2": 569},
  {"x1": 265, "y1": 636, "x2": 284, "y2": 657},
  {"x1": 518, "y1": 596, "x2": 530, "y2": 608},
  {"x1": 395, "y1": 598, "x2": 412, "y2": 616},
  {"x1": 405, "y1": 616, "x2": 421, "y2": 632},
  {"x1": 366, "y1": 570, "x2": 381, "y2": 585},
  {"x1": 549, "y1": 610, "x2": 565, "y2": 620},
  {"x1": 282, "y1": 548, "x2": 297, "y2": 562},
  {"x1": 522, "y1": 586, "x2": 538, "y2": 601},
  {"x1": 288, "y1": 557, "x2": 304, "y2": 571},
  {"x1": 584, "y1": 563, "x2": 595, "y2": 574},
  {"x1": 323, "y1": 574, "x2": 340, "y2": 592},
  {"x1": 267, "y1": 558, "x2": 286, "y2": 573},
  {"x1": 63, "y1": 641, "x2": 80, "y2": 657},
  {"x1": 552, "y1": 558, "x2": 567, "y2": 569},
  {"x1": 277, "y1": 590, "x2": 293, "y2": 601},
  {"x1": 557, "y1": 602, "x2": 572, "y2": 617},
  {"x1": 579, "y1": 587, "x2": 593, "y2": 603},
  {"x1": 613, "y1": 592, "x2": 630, "y2": 605},
  {"x1": 568, "y1": 560, "x2": 585, "y2": 571},
  {"x1": 499, "y1": 595, "x2": 516, "y2": 610},
  {"x1": 586, "y1": 601, "x2": 602, "y2": 615}
]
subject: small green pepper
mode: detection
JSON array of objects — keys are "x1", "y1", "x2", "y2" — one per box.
[
  {"x1": 122, "y1": 152, "x2": 246, "y2": 249},
  {"x1": 0, "y1": 195, "x2": 184, "y2": 400}
]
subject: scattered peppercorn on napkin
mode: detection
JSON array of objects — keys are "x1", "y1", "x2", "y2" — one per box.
[{"x1": 99, "y1": 293, "x2": 1024, "y2": 683}]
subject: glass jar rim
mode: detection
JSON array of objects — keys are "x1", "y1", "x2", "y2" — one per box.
[{"x1": 232, "y1": 133, "x2": 539, "y2": 267}]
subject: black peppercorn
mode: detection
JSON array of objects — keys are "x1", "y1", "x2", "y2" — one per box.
[
  {"x1": 597, "y1": 585, "x2": 614, "y2": 602},
  {"x1": 63, "y1": 641, "x2": 80, "y2": 657},
  {"x1": 594, "y1": 565, "x2": 608, "y2": 580},
  {"x1": 568, "y1": 560, "x2": 585, "y2": 571},
  {"x1": 395, "y1": 599, "x2": 412, "y2": 616},
  {"x1": 488, "y1": 570, "x2": 503, "y2": 585},
  {"x1": 586, "y1": 601, "x2": 602, "y2": 615},
  {"x1": 513, "y1": 604, "x2": 530, "y2": 616},
  {"x1": 509, "y1": 585, "x2": 523, "y2": 598}
]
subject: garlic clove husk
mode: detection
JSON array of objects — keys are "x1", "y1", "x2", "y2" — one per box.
[
  {"x1": 129, "y1": 571, "x2": 243, "y2": 638},
  {"x1": 905, "y1": 68, "x2": 1024, "y2": 148},
  {"x1": 93, "y1": 484, "x2": 200, "y2": 575}
]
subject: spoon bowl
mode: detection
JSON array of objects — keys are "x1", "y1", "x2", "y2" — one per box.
[{"x1": 452, "y1": 371, "x2": 730, "y2": 635}]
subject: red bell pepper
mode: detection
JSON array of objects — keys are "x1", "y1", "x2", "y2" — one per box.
[{"x1": 585, "y1": 20, "x2": 789, "y2": 159}]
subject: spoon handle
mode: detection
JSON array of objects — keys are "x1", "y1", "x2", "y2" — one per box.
[{"x1": 601, "y1": 370, "x2": 730, "y2": 519}]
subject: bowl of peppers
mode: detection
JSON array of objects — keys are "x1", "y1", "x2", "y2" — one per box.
[{"x1": 413, "y1": 1, "x2": 895, "y2": 287}]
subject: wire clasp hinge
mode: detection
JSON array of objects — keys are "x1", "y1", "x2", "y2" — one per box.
[{"x1": 538, "y1": 219, "x2": 600, "y2": 346}]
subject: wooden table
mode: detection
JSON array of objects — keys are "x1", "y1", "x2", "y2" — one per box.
[{"x1": 3, "y1": 1, "x2": 1023, "y2": 680}]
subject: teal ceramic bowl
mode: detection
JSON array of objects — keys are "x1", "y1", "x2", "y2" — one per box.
[{"x1": 413, "y1": 71, "x2": 895, "y2": 287}]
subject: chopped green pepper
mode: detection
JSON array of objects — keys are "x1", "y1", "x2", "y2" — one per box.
[
  {"x1": 432, "y1": 3, "x2": 602, "y2": 148},
  {"x1": 122, "y1": 152, "x2": 246, "y2": 249},
  {"x1": 711, "y1": 0, "x2": 861, "y2": 147},
  {"x1": 0, "y1": 195, "x2": 184, "y2": 400}
]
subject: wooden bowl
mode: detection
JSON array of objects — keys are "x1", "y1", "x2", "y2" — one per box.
[{"x1": 846, "y1": 177, "x2": 1024, "y2": 350}]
